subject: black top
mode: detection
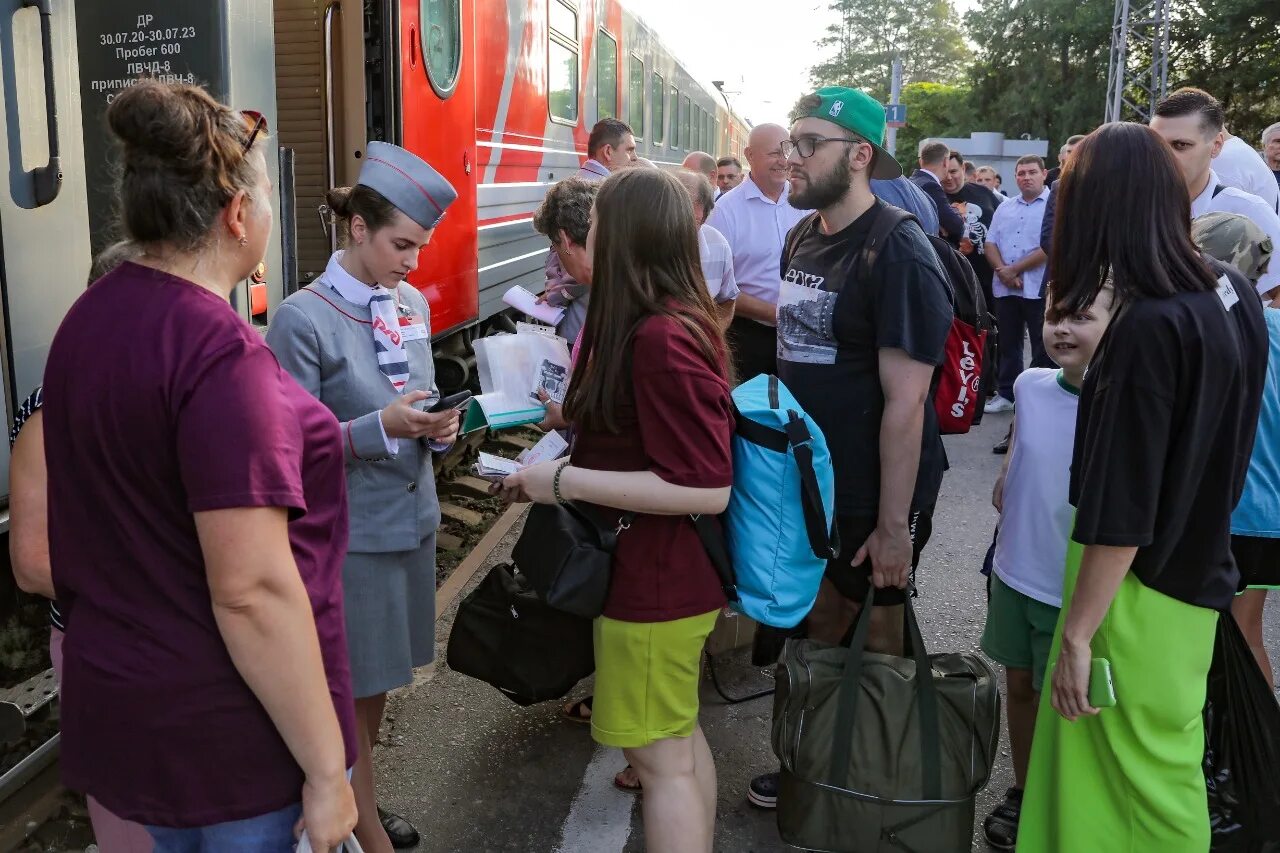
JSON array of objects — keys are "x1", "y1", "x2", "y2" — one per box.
[
  {"x1": 909, "y1": 170, "x2": 965, "y2": 241},
  {"x1": 8, "y1": 386, "x2": 62, "y2": 631},
  {"x1": 1069, "y1": 260, "x2": 1267, "y2": 609},
  {"x1": 776, "y1": 200, "x2": 954, "y2": 516},
  {"x1": 946, "y1": 182, "x2": 1002, "y2": 295},
  {"x1": 1040, "y1": 182, "x2": 1058, "y2": 256}
]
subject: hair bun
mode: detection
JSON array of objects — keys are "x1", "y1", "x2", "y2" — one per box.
[
  {"x1": 326, "y1": 186, "x2": 355, "y2": 219},
  {"x1": 107, "y1": 79, "x2": 201, "y2": 161}
]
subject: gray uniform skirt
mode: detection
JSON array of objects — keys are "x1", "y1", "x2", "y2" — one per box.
[{"x1": 343, "y1": 533, "x2": 436, "y2": 698}]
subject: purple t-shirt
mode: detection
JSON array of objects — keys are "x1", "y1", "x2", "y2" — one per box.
[{"x1": 43, "y1": 262, "x2": 357, "y2": 827}]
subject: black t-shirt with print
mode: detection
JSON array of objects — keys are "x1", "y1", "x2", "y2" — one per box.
[
  {"x1": 946, "y1": 182, "x2": 1001, "y2": 296},
  {"x1": 777, "y1": 201, "x2": 954, "y2": 516},
  {"x1": 1070, "y1": 260, "x2": 1267, "y2": 610}
]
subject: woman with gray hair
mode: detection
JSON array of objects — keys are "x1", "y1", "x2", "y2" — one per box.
[{"x1": 675, "y1": 170, "x2": 738, "y2": 329}]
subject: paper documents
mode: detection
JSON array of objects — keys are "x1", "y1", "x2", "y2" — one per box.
[
  {"x1": 503, "y1": 285, "x2": 565, "y2": 326},
  {"x1": 463, "y1": 329, "x2": 573, "y2": 432},
  {"x1": 473, "y1": 433, "x2": 568, "y2": 480}
]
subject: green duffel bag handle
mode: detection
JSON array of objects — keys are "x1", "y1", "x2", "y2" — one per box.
[{"x1": 827, "y1": 587, "x2": 943, "y2": 800}]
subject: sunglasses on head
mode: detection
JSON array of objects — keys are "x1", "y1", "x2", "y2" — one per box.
[{"x1": 240, "y1": 110, "x2": 268, "y2": 153}]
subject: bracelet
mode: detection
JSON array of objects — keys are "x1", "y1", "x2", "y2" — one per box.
[{"x1": 553, "y1": 461, "x2": 572, "y2": 506}]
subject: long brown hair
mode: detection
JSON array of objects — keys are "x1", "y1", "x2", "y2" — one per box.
[
  {"x1": 563, "y1": 168, "x2": 728, "y2": 433},
  {"x1": 1048, "y1": 122, "x2": 1217, "y2": 321}
]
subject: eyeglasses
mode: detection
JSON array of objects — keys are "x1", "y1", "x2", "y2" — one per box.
[
  {"x1": 240, "y1": 110, "x2": 268, "y2": 154},
  {"x1": 781, "y1": 136, "x2": 864, "y2": 160}
]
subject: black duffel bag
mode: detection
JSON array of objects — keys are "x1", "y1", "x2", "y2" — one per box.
[
  {"x1": 1205, "y1": 609, "x2": 1280, "y2": 851},
  {"x1": 446, "y1": 562, "x2": 594, "y2": 706},
  {"x1": 512, "y1": 501, "x2": 634, "y2": 618}
]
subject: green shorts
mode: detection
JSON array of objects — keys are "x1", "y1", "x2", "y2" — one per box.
[
  {"x1": 980, "y1": 573, "x2": 1061, "y2": 692},
  {"x1": 590, "y1": 610, "x2": 719, "y2": 749}
]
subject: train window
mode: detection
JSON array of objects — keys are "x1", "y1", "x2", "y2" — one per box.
[
  {"x1": 548, "y1": 1, "x2": 579, "y2": 124},
  {"x1": 597, "y1": 30, "x2": 618, "y2": 121},
  {"x1": 421, "y1": 0, "x2": 462, "y2": 96},
  {"x1": 669, "y1": 87, "x2": 679, "y2": 147},
  {"x1": 651, "y1": 74, "x2": 665, "y2": 144},
  {"x1": 628, "y1": 56, "x2": 645, "y2": 139},
  {"x1": 680, "y1": 95, "x2": 691, "y2": 150}
]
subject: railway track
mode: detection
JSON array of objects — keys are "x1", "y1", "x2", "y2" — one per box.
[{"x1": 0, "y1": 427, "x2": 540, "y2": 852}]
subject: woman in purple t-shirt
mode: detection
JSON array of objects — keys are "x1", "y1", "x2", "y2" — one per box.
[{"x1": 42, "y1": 81, "x2": 358, "y2": 851}]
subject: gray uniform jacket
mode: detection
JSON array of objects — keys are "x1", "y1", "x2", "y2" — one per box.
[{"x1": 266, "y1": 277, "x2": 441, "y2": 554}]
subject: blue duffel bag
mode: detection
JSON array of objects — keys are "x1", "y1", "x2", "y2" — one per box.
[{"x1": 703, "y1": 374, "x2": 838, "y2": 629}]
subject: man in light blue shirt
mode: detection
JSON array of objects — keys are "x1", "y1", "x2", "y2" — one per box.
[
  {"x1": 984, "y1": 155, "x2": 1051, "y2": 411},
  {"x1": 870, "y1": 176, "x2": 940, "y2": 235}
]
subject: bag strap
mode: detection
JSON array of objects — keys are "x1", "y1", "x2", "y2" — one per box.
[
  {"x1": 855, "y1": 205, "x2": 916, "y2": 286},
  {"x1": 566, "y1": 501, "x2": 636, "y2": 551},
  {"x1": 780, "y1": 212, "x2": 822, "y2": 274},
  {"x1": 828, "y1": 590, "x2": 943, "y2": 800},
  {"x1": 785, "y1": 411, "x2": 839, "y2": 560},
  {"x1": 692, "y1": 514, "x2": 738, "y2": 602}
]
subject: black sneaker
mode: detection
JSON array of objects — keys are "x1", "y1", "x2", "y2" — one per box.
[
  {"x1": 982, "y1": 787, "x2": 1022, "y2": 850},
  {"x1": 747, "y1": 771, "x2": 779, "y2": 809}
]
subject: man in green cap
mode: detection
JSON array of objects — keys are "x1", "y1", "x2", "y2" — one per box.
[{"x1": 745, "y1": 86, "x2": 954, "y2": 810}]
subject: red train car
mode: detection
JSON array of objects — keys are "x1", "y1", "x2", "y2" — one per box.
[{"x1": 274, "y1": 0, "x2": 748, "y2": 387}]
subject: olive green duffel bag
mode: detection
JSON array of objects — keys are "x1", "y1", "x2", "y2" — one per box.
[{"x1": 772, "y1": 589, "x2": 1000, "y2": 852}]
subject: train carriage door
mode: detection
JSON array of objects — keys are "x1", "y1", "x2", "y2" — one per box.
[
  {"x1": 400, "y1": 0, "x2": 478, "y2": 336},
  {"x1": 0, "y1": 0, "x2": 91, "y2": 503}
]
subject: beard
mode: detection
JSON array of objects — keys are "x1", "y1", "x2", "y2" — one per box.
[{"x1": 791, "y1": 155, "x2": 853, "y2": 210}]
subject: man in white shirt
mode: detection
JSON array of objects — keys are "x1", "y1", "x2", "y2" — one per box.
[
  {"x1": 682, "y1": 151, "x2": 717, "y2": 184},
  {"x1": 984, "y1": 155, "x2": 1052, "y2": 413},
  {"x1": 707, "y1": 123, "x2": 810, "y2": 379},
  {"x1": 1214, "y1": 130, "x2": 1280, "y2": 212},
  {"x1": 675, "y1": 169, "x2": 738, "y2": 329},
  {"x1": 544, "y1": 119, "x2": 637, "y2": 344},
  {"x1": 1151, "y1": 88, "x2": 1280, "y2": 295}
]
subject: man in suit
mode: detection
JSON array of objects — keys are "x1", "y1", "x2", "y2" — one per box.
[{"x1": 910, "y1": 140, "x2": 964, "y2": 240}]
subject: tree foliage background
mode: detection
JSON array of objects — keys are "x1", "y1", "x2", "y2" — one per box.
[{"x1": 808, "y1": 0, "x2": 1280, "y2": 165}]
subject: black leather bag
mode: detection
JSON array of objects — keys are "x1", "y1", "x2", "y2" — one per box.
[
  {"x1": 512, "y1": 501, "x2": 634, "y2": 619},
  {"x1": 446, "y1": 562, "x2": 594, "y2": 706}
]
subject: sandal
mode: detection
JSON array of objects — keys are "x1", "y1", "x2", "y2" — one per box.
[
  {"x1": 613, "y1": 764, "x2": 642, "y2": 793},
  {"x1": 561, "y1": 696, "x2": 593, "y2": 724},
  {"x1": 982, "y1": 787, "x2": 1022, "y2": 850}
]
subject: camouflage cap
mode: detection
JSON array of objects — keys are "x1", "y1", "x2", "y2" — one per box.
[{"x1": 1192, "y1": 212, "x2": 1273, "y2": 289}]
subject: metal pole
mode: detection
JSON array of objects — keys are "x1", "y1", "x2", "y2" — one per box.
[{"x1": 886, "y1": 57, "x2": 903, "y2": 157}]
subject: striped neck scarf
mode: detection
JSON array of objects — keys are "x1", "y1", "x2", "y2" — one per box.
[{"x1": 369, "y1": 289, "x2": 409, "y2": 392}]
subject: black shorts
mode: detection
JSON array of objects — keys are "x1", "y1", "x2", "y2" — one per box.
[
  {"x1": 1230, "y1": 534, "x2": 1280, "y2": 590},
  {"x1": 826, "y1": 511, "x2": 933, "y2": 605}
]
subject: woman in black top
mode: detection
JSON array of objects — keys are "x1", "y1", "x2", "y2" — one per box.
[{"x1": 1016, "y1": 123, "x2": 1267, "y2": 852}]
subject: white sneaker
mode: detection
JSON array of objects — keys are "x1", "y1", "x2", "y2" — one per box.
[{"x1": 984, "y1": 396, "x2": 1015, "y2": 414}]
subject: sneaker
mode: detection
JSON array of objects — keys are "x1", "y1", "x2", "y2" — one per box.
[
  {"x1": 982, "y1": 787, "x2": 1023, "y2": 850},
  {"x1": 984, "y1": 396, "x2": 1015, "y2": 414},
  {"x1": 746, "y1": 771, "x2": 779, "y2": 809}
]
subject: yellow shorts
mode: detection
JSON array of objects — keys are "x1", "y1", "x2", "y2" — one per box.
[{"x1": 590, "y1": 610, "x2": 719, "y2": 749}]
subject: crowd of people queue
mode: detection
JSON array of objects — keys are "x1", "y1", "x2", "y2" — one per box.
[{"x1": 5, "y1": 72, "x2": 1279, "y2": 853}]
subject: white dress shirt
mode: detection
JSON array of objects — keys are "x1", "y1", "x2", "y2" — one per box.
[
  {"x1": 1214, "y1": 137, "x2": 1280, "y2": 213},
  {"x1": 1192, "y1": 170, "x2": 1280, "y2": 294},
  {"x1": 322, "y1": 251, "x2": 405, "y2": 455},
  {"x1": 705, "y1": 176, "x2": 810, "y2": 306},
  {"x1": 987, "y1": 188, "x2": 1051, "y2": 300},
  {"x1": 699, "y1": 224, "x2": 739, "y2": 304}
]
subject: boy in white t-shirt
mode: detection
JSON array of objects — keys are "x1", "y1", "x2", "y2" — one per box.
[{"x1": 979, "y1": 285, "x2": 1115, "y2": 850}]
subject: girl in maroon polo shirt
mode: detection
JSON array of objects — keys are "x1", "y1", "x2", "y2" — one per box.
[{"x1": 499, "y1": 168, "x2": 734, "y2": 853}]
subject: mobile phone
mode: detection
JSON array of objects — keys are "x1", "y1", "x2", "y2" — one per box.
[
  {"x1": 1088, "y1": 657, "x2": 1116, "y2": 708},
  {"x1": 426, "y1": 390, "x2": 472, "y2": 413}
]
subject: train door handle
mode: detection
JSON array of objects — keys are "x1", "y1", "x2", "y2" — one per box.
[{"x1": 22, "y1": 0, "x2": 61, "y2": 206}]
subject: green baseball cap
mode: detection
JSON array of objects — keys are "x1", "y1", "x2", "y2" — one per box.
[{"x1": 797, "y1": 86, "x2": 902, "y2": 180}]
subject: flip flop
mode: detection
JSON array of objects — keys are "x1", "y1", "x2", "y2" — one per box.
[
  {"x1": 560, "y1": 696, "x2": 593, "y2": 723},
  {"x1": 613, "y1": 765, "x2": 642, "y2": 793}
]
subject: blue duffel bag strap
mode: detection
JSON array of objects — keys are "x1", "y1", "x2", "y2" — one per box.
[{"x1": 828, "y1": 588, "x2": 943, "y2": 801}]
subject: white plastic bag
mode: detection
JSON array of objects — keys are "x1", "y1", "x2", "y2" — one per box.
[{"x1": 297, "y1": 830, "x2": 365, "y2": 853}]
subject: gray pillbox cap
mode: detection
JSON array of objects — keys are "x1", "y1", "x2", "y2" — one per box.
[{"x1": 357, "y1": 141, "x2": 457, "y2": 229}]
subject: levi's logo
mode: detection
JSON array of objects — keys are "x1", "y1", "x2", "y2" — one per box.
[
  {"x1": 950, "y1": 339, "x2": 980, "y2": 418},
  {"x1": 372, "y1": 315, "x2": 402, "y2": 345}
]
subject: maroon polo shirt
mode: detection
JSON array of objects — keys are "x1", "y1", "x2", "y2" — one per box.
[
  {"x1": 43, "y1": 262, "x2": 357, "y2": 827},
  {"x1": 572, "y1": 314, "x2": 734, "y2": 622}
]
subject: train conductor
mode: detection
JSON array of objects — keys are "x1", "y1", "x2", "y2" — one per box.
[{"x1": 266, "y1": 142, "x2": 459, "y2": 853}]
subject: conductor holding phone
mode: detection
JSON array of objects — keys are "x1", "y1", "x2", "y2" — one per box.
[{"x1": 266, "y1": 143, "x2": 458, "y2": 853}]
